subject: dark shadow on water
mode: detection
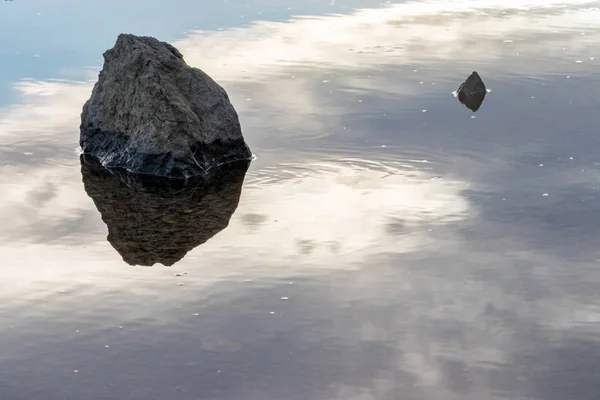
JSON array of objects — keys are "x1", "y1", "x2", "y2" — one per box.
[{"x1": 80, "y1": 154, "x2": 249, "y2": 267}]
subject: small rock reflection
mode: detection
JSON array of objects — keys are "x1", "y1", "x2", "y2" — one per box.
[{"x1": 80, "y1": 155, "x2": 249, "y2": 266}]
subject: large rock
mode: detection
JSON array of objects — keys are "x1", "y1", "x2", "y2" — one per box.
[
  {"x1": 80, "y1": 154, "x2": 249, "y2": 266},
  {"x1": 456, "y1": 71, "x2": 487, "y2": 112},
  {"x1": 80, "y1": 33, "x2": 252, "y2": 178}
]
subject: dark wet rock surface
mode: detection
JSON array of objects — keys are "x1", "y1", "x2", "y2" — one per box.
[
  {"x1": 79, "y1": 34, "x2": 252, "y2": 179},
  {"x1": 80, "y1": 155, "x2": 249, "y2": 266},
  {"x1": 456, "y1": 71, "x2": 487, "y2": 112}
]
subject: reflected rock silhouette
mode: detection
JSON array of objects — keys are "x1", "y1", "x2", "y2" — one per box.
[
  {"x1": 456, "y1": 71, "x2": 487, "y2": 112},
  {"x1": 80, "y1": 154, "x2": 249, "y2": 266}
]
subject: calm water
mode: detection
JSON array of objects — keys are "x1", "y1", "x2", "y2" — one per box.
[{"x1": 2, "y1": 0, "x2": 600, "y2": 399}]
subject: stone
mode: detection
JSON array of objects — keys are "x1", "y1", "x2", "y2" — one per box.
[
  {"x1": 80, "y1": 33, "x2": 252, "y2": 178},
  {"x1": 456, "y1": 71, "x2": 487, "y2": 112},
  {"x1": 80, "y1": 154, "x2": 249, "y2": 266}
]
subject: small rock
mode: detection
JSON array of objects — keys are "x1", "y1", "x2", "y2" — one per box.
[{"x1": 456, "y1": 71, "x2": 487, "y2": 112}]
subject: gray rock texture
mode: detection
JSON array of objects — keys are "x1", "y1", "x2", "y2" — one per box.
[
  {"x1": 80, "y1": 33, "x2": 251, "y2": 178},
  {"x1": 456, "y1": 71, "x2": 487, "y2": 112},
  {"x1": 81, "y1": 154, "x2": 249, "y2": 266}
]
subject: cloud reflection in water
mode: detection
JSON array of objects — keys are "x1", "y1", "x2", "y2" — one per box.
[{"x1": 1, "y1": 1, "x2": 600, "y2": 399}]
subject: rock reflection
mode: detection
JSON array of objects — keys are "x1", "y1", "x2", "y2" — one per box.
[{"x1": 80, "y1": 155, "x2": 249, "y2": 266}]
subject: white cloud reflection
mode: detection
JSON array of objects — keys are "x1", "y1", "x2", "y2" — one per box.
[
  {"x1": 0, "y1": 154, "x2": 473, "y2": 294},
  {"x1": 0, "y1": 0, "x2": 598, "y2": 288},
  {"x1": 0, "y1": 78, "x2": 93, "y2": 145},
  {"x1": 204, "y1": 158, "x2": 471, "y2": 267},
  {"x1": 0, "y1": 3, "x2": 600, "y2": 398},
  {"x1": 175, "y1": 0, "x2": 600, "y2": 82},
  {"x1": 1, "y1": 0, "x2": 599, "y2": 145}
]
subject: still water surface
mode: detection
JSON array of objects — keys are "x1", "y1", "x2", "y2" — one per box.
[{"x1": 2, "y1": 0, "x2": 600, "y2": 399}]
